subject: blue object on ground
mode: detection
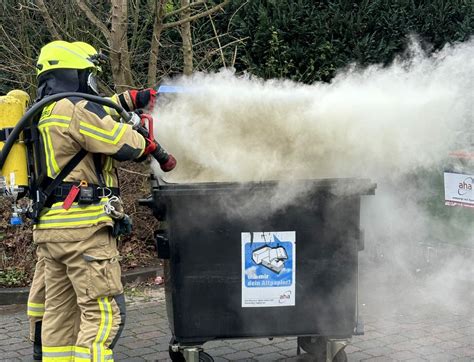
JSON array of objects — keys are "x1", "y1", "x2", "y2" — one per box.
[{"x1": 10, "y1": 215, "x2": 22, "y2": 225}]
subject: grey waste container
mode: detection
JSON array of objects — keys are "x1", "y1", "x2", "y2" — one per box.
[{"x1": 141, "y1": 177, "x2": 376, "y2": 361}]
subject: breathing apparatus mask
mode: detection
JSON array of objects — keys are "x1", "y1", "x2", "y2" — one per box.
[{"x1": 85, "y1": 52, "x2": 108, "y2": 95}]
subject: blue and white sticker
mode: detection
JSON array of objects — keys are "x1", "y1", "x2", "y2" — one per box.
[{"x1": 241, "y1": 231, "x2": 296, "y2": 308}]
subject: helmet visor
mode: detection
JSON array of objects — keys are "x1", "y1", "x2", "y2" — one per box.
[{"x1": 87, "y1": 72, "x2": 100, "y2": 95}]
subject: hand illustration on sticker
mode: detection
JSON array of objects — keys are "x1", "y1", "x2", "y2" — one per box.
[{"x1": 251, "y1": 245, "x2": 288, "y2": 274}]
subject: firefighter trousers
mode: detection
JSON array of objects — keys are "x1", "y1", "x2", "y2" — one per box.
[
  {"x1": 27, "y1": 246, "x2": 46, "y2": 342},
  {"x1": 39, "y1": 227, "x2": 126, "y2": 361}
]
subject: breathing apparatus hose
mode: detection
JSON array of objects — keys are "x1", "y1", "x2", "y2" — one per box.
[{"x1": 0, "y1": 92, "x2": 156, "y2": 169}]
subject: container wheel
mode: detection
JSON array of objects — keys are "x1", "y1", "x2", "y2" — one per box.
[
  {"x1": 168, "y1": 346, "x2": 185, "y2": 362},
  {"x1": 297, "y1": 336, "x2": 326, "y2": 358},
  {"x1": 168, "y1": 347, "x2": 214, "y2": 362},
  {"x1": 297, "y1": 336, "x2": 347, "y2": 361},
  {"x1": 333, "y1": 349, "x2": 347, "y2": 362},
  {"x1": 197, "y1": 351, "x2": 213, "y2": 362}
]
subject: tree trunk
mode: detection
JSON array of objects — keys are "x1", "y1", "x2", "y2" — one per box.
[
  {"x1": 180, "y1": 0, "x2": 193, "y2": 75},
  {"x1": 147, "y1": 0, "x2": 166, "y2": 87},
  {"x1": 110, "y1": 0, "x2": 134, "y2": 90}
]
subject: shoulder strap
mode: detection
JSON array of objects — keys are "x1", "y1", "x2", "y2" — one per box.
[
  {"x1": 42, "y1": 149, "x2": 88, "y2": 197},
  {"x1": 93, "y1": 153, "x2": 106, "y2": 187},
  {"x1": 31, "y1": 149, "x2": 89, "y2": 222}
]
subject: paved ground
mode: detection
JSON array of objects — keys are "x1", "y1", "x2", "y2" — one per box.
[{"x1": 0, "y1": 262, "x2": 473, "y2": 361}]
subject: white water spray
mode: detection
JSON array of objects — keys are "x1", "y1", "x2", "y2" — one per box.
[
  {"x1": 152, "y1": 38, "x2": 474, "y2": 313},
  {"x1": 153, "y1": 39, "x2": 474, "y2": 183}
]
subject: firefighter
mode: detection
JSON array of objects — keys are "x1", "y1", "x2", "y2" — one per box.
[
  {"x1": 27, "y1": 40, "x2": 175, "y2": 361},
  {"x1": 27, "y1": 41, "x2": 159, "y2": 360}
]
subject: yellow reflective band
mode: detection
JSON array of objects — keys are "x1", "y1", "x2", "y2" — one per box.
[
  {"x1": 74, "y1": 347, "x2": 90, "y2": 354},
  {"x1": 43, "y1": 345, "x2": 74, "y2": 361},
  {"x1": 37, "y1": 203, "x2": 112, "y2": 228},
  {"x1": 45, "y1": 127, "x2": 61, "y2": 175},
  {"x1": 103, "y1": 96, "x2": 119, "y2": 118},
  {"x1": 73, "y1": 346, "x2": 91, "y2": 361},
  {"x1": 105, "y1": 157, "x2": 113, "y2": 187},
  {"x1": 40, "y1": 205, "x2": 107, "y2": 219},
  {"x1": 79, "y1": 121, "x2": 127, "y2": 145},
  {"x1": 27, "y1": 310, "x2": 45, "y2": 317},
  {"x1": 46, "y1": 114, "x2": 71, "y2": 121},
  {"x1": 94, "y1": 297, "x2": 113, "y2": 362},
  {"x1": 38, "y1": 213, "x2": 110, "y2": 223},
  {"x1": 39, "y1": 126, "x2": 56, "y2": 178},
  {"x1": 137, "y1": 135, "x2": 146, "y2": 157},
  {"x1": 47, "y1": 200, "x2": 109, "y2": 211},
  {"x1": 36, "y1": 215, "x2": 112, "y2": 229},
  {"x1": 39, "y1": 121, "x2": 70, "y2": 128},
  {"x1": 103, "y1": 298, "x2": 113, "y2": 349},
  {"x1": 43, "y1": 346, "x2": 74, "y2": 353},
  {"x1": 39, "y1": 115, "x2": 71, "y2": 127},
  {"x1": 108, "y1": 94, "x2": 119, "y2": 105},
  {"x1": 27, "y1": 302, "x2": 45, "y2": 317},
  {"x1": 41, "y1": 102, "x2": 56, "y2": 118}
]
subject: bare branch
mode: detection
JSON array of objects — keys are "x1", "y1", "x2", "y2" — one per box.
[
  {"x1": 227, "y1": 0, "x2": 248, "y2": 33},
  {"x1": 35, "y1": 0, "x2": 61, "y2": 39},
  {"x1": 205, "y1": 2, "x2": 226, "y2": 68},
  {"x1": 163, "y1": 0, "x2": 229, "y2": 29},
  {"x1": 118, "y1": 167, "x2": 149, "y2": 177},
  {"x1": 163, "y1": 0, "x2": 207, "y2": 19},
  {"x1": 195, "y1": 36, "x2": 248, "y2": 69},
  {"x1": 0, "y1": 26, "x2": 36, "y2": 65},
  {"x1": 193, "y1": 33, "x2": 227, "y2": 47},
  {"x1": 231, "y1": 45, "x2": 238, "y2": 67},
  {"x1": 17, "y1": 3, "x2": 41, "y2": 12},
  {"x1": 73, "y1": 0, "x2": 111, "y2": 39}
]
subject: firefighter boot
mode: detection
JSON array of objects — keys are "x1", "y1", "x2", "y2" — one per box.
[{"x1": 33, "y1": 320, "x2": 42, "y2": 360}]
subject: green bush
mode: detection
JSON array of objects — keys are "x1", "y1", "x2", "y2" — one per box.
[
  {"x1": 0, "y1": 267, "x2": 28, "y2": 287},
  {"x1": 216, "y1": 0, "x2": 474, "y2": 82}
]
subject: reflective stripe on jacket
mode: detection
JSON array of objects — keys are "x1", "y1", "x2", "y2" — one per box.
[{"x1": 35, "y1": 94, "x2": 145, "y2": 230}]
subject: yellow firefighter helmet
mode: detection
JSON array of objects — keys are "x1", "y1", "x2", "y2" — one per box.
[{"x1": 36, "y1": 40, "x2": 103, "y2": 76}]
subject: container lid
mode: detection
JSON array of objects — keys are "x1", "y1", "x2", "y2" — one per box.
[{"x1": 152, "y1": 177, "x2": 376, "y2": 197}]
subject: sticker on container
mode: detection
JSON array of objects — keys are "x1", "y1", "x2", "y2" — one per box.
[
  {"x1": 241, "y1": 231, "x2": 296, "y2": 308},
  {"x1": 444, "y1": 172, "x2": 474, "y2": 208}
]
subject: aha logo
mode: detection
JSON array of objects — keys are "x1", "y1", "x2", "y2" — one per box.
[
  {"x1": 279, "y1": 291, "x2": 291, "y2": 304},
  {"x1": 458, "y1": 177, "x2": 474, "y2": 195}
]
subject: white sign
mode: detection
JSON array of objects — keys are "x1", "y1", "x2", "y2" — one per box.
[
  {"x1": 241, "y1": 231, "x2": 296, "y2": 308},
  {"x1": 444, "y1": 172, "x2": 474, "y2": 208}
]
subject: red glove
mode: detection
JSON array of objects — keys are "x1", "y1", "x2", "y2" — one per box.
[
  {"x1": 129, "y1": 88, "x2": 157, "y2": 110},
  {"x1": 160, "y1": 154, "x2": 177, "y2": 172}
]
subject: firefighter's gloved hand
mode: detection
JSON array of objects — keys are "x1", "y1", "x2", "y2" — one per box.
[
  {"x1": 129, "y1": 88, "x2": 157, "y2": 110},
  {"x1": 112, "y1": 214, "x2": 133, "y2": 237},
  {"x1": 140, "y1": 138, "x2": 177, "y2": 172},
  {"x1": 160, "y1": 154, "x2": 176, "y2": 172},
  {"x1": 143, "y1": 138, "x2": 158, "y2": 155}
]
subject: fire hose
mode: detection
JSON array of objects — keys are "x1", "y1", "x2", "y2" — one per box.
[{"x1": 0, "y1": 92, "x2": 174, "y2": 170}]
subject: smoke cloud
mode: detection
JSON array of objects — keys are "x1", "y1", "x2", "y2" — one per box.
[
  {"x1": 153, "y1": 39, "x2": 473, "y2": 183},
  {"x1": 152, "y1": 38, "x2": 474, "y2": 313}
]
